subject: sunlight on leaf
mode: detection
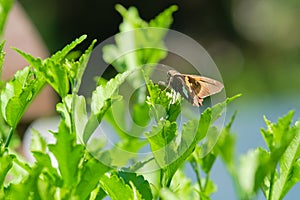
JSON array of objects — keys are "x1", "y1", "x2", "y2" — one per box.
[
  {"x1": 1, "y1": 67, "x2": 45, "y2": 128},
  {"x1": 118, "y1": 171, "x2": 153, "y2": 200},
  {"x1": 74, "y1": 154, "x2": 109, "y2": 200},
  {"x1": 0, "y1": 151, "x2": 14, "y2": 187},
  {"x1": 270, "y1": 119, "x2": 300, "y2": 200},
  {"x1": 100, "y1": 173, "x2": 137, "y2": 200},
  {"x1": 14, "y1": 35, "x2": 87, "y2": 98},
  {"x1": 48, "y1": 121, "x2": 84, "y2": 188}
]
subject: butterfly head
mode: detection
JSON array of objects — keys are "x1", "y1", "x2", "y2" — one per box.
[{"x1": 167, "y1": 70, "x2": 180, "y2": 77}]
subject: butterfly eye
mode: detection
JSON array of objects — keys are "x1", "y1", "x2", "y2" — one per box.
[{"x1": 167, "y1": 70, "x2": 178, "y2": 77}]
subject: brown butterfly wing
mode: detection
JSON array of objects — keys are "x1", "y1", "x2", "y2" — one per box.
[
  {"x1": 167, "y1": 73, "x2": 200, "y2": 106},
  {"x1": 181, "y1": 75, "x2": 203, "y2": 106},
  {"x1": 185, "y1": 75, "x2": 224, "y2": 104},
  {"x1": 166, "y1": 70, "x2": 224, "y2": 107}
]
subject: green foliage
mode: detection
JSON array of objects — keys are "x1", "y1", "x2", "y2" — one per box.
[
  {"x1": 0, "y1": 0, "x2": 13, "y2": 37},
  {"x1": 0, "y1": 41, "x2": 11, "y2": 145},
  {"x1": 262, "y1": 112, "x2": 300, "y2": 200},
  {"x1": 146, "y1": 80, "x2": 181, "y2": 122},
  {"x1": 0, "y1": 150, "x2": 14, "y2": 199},
  {"x1": 1, "y1": 66, "x2": 45, "y2": 128},
  {"x1": 103, "y1": 4, "x2": 177, "y2": 73},
  {"x1": 100, "y1": 172, "x2": 142, "y2": 200},
  {"x1": 146, "y1": 93, "x2": 239, "y2": 188},
  {"x1": 83, "y1": 70, "x2": 132, "y2": 143},
  {"x1": 103, "y1": 4, "x2": 177, "y2": 104},
  {"x1": 118, "y1": 171, "x2": 153, "y2": 200},
  {"x1": 0, "y1": 31, "x2": 108, "y2": 198},
  {"x1": 215, "y1": 111, "x2": 300, "y2": 200},
  {"x1": 14, "y1": 35, "x2": 89, "y2": 98},
  {"x1": 0, "y1": 3, "x2": 299, "y2": 200},
  {"x1": 49, "y1": 121, "x2": 84, "y2": 189}
]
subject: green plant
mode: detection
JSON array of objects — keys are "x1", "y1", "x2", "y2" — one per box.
[{"x1": 0, "y1": 2, "x2": 299, "y2": 200}]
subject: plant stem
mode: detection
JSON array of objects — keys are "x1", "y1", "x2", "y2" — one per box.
[
  {"x1": 204, "y1": 171, "x2": 210, "y2": 191},
  {"x1": 4, "y1": 127, "x2": 14, "y2": 148},
  {"x1": 190, "y1": 160, "x2": 203, "y2": 192},
  {"x1": 160, "y1": 168, "x2": 164, "y2": 188},
  {"x1": 70, "y1": 93, "x2": 77, "y2": 134},
  {"x1": 268, "y1": 171, "x2": 275, "y2": 200}
]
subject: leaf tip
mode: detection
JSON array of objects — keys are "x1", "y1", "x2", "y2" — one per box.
[{"x1": 115, "y1": 4, "x2": 126, "y2": 15}]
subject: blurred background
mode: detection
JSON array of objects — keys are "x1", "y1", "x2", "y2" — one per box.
[
  {"x1": 9, "y1": 0, "x2": 300, "y2": 199},
  {"x1": 18, "y1": 0, "x2": 300, "y2": 99}
]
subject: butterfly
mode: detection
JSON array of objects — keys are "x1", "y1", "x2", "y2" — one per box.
[{"x1": 163, "y1": 70, "x2": 224, "y2": 107}]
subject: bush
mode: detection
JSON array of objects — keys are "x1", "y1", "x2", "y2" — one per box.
[{"x1": 0, "y1": 2, "x2": 299, "y2": 199}]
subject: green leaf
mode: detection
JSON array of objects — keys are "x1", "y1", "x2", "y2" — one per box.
[
  {"x1": 69, "y1": 39, "x2": 96, "y2": 93},
  {"x1": 56, "y1": 95, "x2": 72, "y2": 129},
  {"x1": 270, "y1": 120, "x2": 300, "y2": 200},
  {"x1": 222, "y1": 111, "x2": 300, "y2": 200},
  {"x1": 129, "y1": 181, "x2": 143, "y2": 200},
  {"x1": 159, "y1": 188, "x2": 181, "y2": 200},
  {"x1": 30, "y1": 129, "x2": 47, "y2": 153},
  {"x1": 161, "y1": 175, "x2": 206, "y2": 200},
  {"x1": 146, "y1": 95, "x2": 239, "y2": 187},
  {"x1": 56, "y1": 94, "x2": 88, "y2": 139},
  {"x1": 100, "y1": 173, "x2": 137, "y2": 200},
  {"x1": 30, "y1": 131, "x2": 61, "y2": 191},
  {"x1": 198, "y1": 151, "x2": 217, "y2": 174},
  {"x1": 198, "y1": 179, "x2": 217, "y2": 200},
  {"x1": 132, "y1": 102, "x2": 150, "y2": 127},
  {"x1": 43, "y1": 59, "x2": 70, "y2": 97},
  {"x1": 83, "y1": 113, "x2": 104, "y2": 144},
  {"x1": 0, "y1": 45, "x2": 6, "y2": 145},
  {"x1": 102, "y1": 99, "x2": 127, "y2": 138},
  {"x1": 48, "y1": 120, "x2": 84, "y2": 189},
  {"x1": 118, "y1": 171, "x2": 153, "y2": 200},
  {"x1": 215, "y1": 111, "x2": 237, "y2": 165},
  {"x1": 86, "y1": 108, "x2": 148, "y2": 168},
  {"x1": 14, "y1": 35, "x2": 88, "y2": 98},
  {"x1": 0, "y1": 0, "x2": 13, "y2": 36},
  {"x1": 115, "y1": 4, "x2": 147, "y2": 30},
  {"x1": 258, "y1": 112, "x2": 298, "y2": 199},
  {"x1": 90, "y1": 136, "x2": 148, "y2": 168},
  {"x1": 168, "y1": 169, "x2": 201, "y2": 199},
  {"x1": 72, "y1": 95, "x2": 88, "y2": 139},
  {"x1": 146, "y1": 80, "x2": 181, "y2": 122},
  {"x1": 91, "y1": 71, "x2": 130, "y2": 116},
  {"x1": 97, "y1": 100, "x2": 148, "y2": 162},
  {"x1": 237, "y1": 148, "x2": 269, "y2": 199},
  {"x1": 149, "y1": 5, "x2": 178, "y2": 28},
  {"x1": 31, "y1": 151, "x2": 62, "y2": 198},
  {"x1": 83, "y1": 71, "x2": 131, "y2": 143},
  {"x1": 0, "y1": 151, "x2": 15, "y2": 187},
  {"x1": 90, "y1": 185, "x2": 106, "y2": 200},
  {"x1": 1, "y1": 66, "x2": 45, "y2": 128},
  {"x1": 5, "y1": 158, "x2": 43, "y2": 200},
  {"x1": 74, "y1": 154, "x2": 110, "y2": 200},
  {"x1": 105, "y1": 99, "x2": 143, "y2": 139},
  {"x1": 146, "y1": 120, "x2": 178, "y2": 170},
  {"x1": 51, "y1": 35, "x2": 87, "y2": 61},
  {"x1": 261, "y1": 111, "x2": 295, "y2": 152},
  {"x1": 166, "y1": 95, "x2": 240, "y2": 187},
  {"x1": 198, "y1": 95, "x2": 240, "y2": 158},
  {"x1": 15, "y1": 49, "x2": 69, "y2": 97},
  {"x1": 103, "y1": 5, "x2": 177, "y2": 96}
]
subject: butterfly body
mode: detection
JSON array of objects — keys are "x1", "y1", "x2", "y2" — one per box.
[{"x1": 166, "y1": 70, "x2": 224, "y2": 106}]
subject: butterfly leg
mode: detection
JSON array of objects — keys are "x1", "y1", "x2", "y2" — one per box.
[{"x1": 158, "y1": 81, "x2": 171, "y2": 92}]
